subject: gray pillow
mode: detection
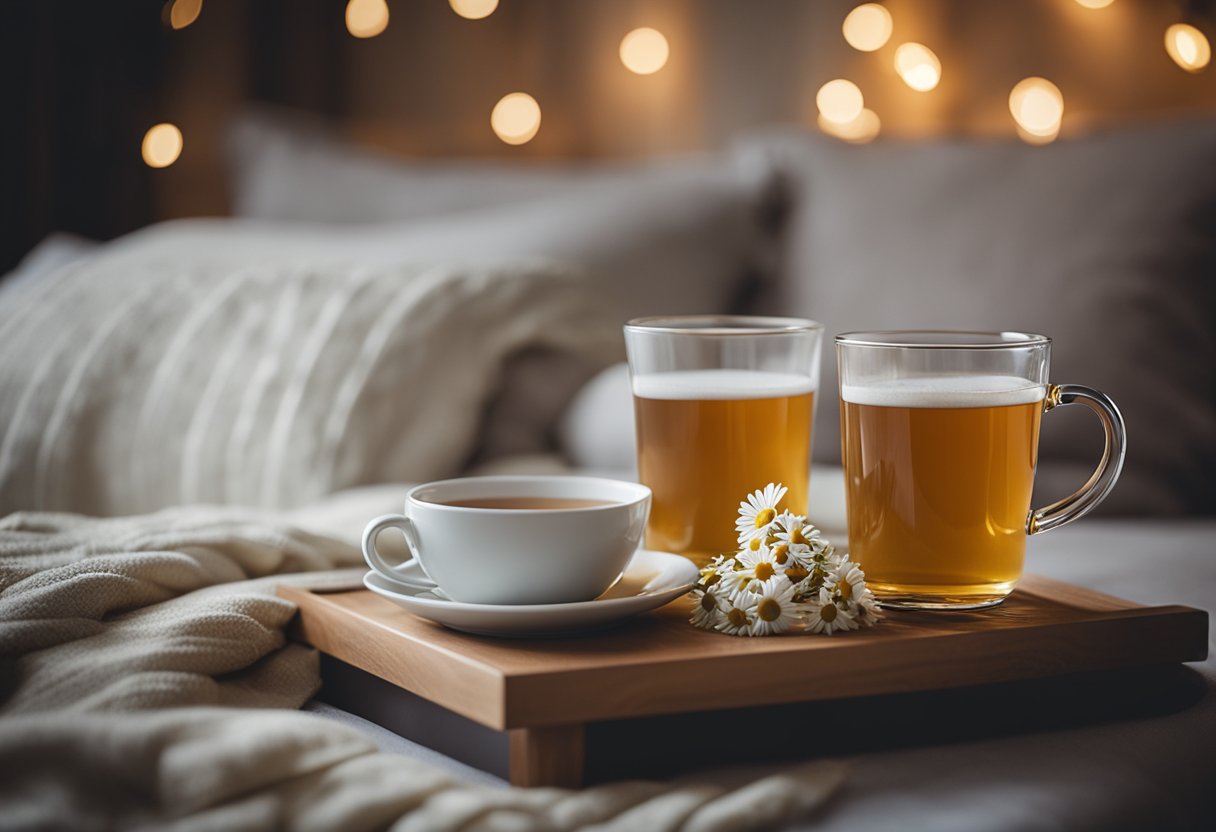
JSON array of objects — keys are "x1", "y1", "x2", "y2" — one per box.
[
  {"x1": 228, "y1": 108, "x2": 631, "y2": 224},
  {"x1": 223, "y1": 112, "x2": 772, "y2": 322},
  {"x1": 744, "y1": 119, "x2": 1216, "y2": 515}
]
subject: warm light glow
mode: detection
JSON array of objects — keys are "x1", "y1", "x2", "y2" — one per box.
[
  {"x1": 1074, "y1": 0, "x2": 1114, "y2": 8},
  {"x1": 449, "y1": 0, "x2": 498, "y2": 20},
  {"x1": 816, "y1": 79, "x2": 864, "y2": 125},
  {"x1": 345, "y1": 0, "x2": 389, "y2": 39},
  {"x1": 818, "y1": 108, "x2": 881, "y2": 143},
  {"x1": 1165, "y1": 23, "x2": 1211, "y2": 72},
  {"x1": 142, "y1": 123, "x2": 183, "y2": 168},
  {"x1": 1009, "y1": 78, "x2": 1064, "y2": 144},
  {"x1": 167, "y1": 0, "x2": 203, "y2": 29},
  {"x1": 842, "y1": 4, "x2": 893, "y2": 52},
  {"x1": 619, "y1": 27, "x2": 670, "y2": 75},
  {"x1": 491, "y1": 93, "x2": 542, "y2": 146},
  {"x1": 894, "y1": 43, "x2": 941, "y2": 91}
]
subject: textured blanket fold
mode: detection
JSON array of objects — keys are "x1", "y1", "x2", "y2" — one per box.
[{"x1": 0, "y1": 508, "x2": 844, "y2": 830}]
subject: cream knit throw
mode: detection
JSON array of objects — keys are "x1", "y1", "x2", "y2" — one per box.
[
  {"x1": 0, "y1": 508, "x2": 844, "y2": 830},
  {"x1": 0, "y1": 255, "x2": 621, "y2": 516}
]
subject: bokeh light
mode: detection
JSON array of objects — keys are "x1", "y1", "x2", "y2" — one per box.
[
  {"x1": 491, "y1": 93, "x2": 542, "y2": 146},
  {"x1": 842, "y1": 4, "x2": 893, "y2": 52},
  {"x1": 816, "y1": 79, "x2": 864, "y2": 125},
  {"x1": 449, "y1": 0, "x2": 499, "y2": 20},
  {"x1": 619, "y1": 27, "x2": 670, "y2": 75},
  {"x1": 345, "y1": 0, "x2": 389, "y2": 39},
  {"x1": 1009, "y1": 77, "x2": 1064, "y2": 144},
  {"x1": 167, "y1": 0, "x2": 203, "y2": 30},
  {"x1": 1165, "y1": 23, "x2": 1211, "y2": 73},
  {"x1": 818, "y1": 108, "x2": 881, "y2": 143},
  {"x1": 894, "y1": 43, "x2": 941, "y2": 91},
  {"x1": 1074, "y1": 0, "x2": 1114, "y2": 8},
  {"x1": 142, "y1": 123, "x2": 183, "y2": 168}
]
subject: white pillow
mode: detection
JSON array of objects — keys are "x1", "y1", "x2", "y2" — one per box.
[
  {"x1": 557, "y1": 363, "x2": 636, "y2": 475},
  {"x1": 0, "y1": 249, "x2": 621, "y2": 516},
  {"x1": 0, "y1": 232, "x2": 99, "y2": 295}
]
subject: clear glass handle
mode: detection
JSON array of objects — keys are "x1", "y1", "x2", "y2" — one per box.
[{"x1": 1027, "y1": 384, "x2": 1127, "y2": 535}]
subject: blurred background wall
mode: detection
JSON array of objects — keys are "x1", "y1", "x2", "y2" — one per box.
[{"x1": 3, "y1": 0, "x2": 1215, "y2": 273}]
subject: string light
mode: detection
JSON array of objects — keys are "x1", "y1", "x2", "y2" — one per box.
[
  {"x1": 894, "y1": 43, "x2": 941, "y2": 91},
  {"x1": 1165, "y1": 23, "x2": 1211, "y2": 72},
  {"x1": 816, "y1": 79, "x2": 864, "y2": 125},
  {"x1": 166, "y1": 0, "x2": 203, "y2": 30},
  {"x1": 450, "y1": 0, "x2": 499, "y2": 20},
  {"x1": 818, "y1": 108, "x2": 881, "y2": 143},
  {"x1": 1009, "y1": 78, "x2": 1064, "y2": 144},
  {"x1": 142, "y1": 124, "x2": 183, "y2": 168},
  {"x1": 345, "y1": 0, "x2": 389, "y2": 39},
  {"x1": 491, "y1": 93, "x2": 542, "y2": 145},
  {"x1": 619, "y1": 27, "x2": 670, "y2": 75},
  {"x1": 842, "y1": 4, "x2": 893, "y2": 52},
  {"x1": 1074, "y1": 0, "x2": 1114, "y2": 8}
]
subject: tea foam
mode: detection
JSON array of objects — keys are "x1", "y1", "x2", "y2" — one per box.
[
  {"x1": 841, "y1": 375, "x2": 1045, "y2": 408},
  {"x1": 632, "y1": 369, "x2": 816, "y2": 401}
]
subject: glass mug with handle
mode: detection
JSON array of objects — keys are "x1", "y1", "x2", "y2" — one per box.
[
  {"x1": 625, "y1": 316, "x2": 823, "y2": 567},
  {"x1": 836, "y1": 331, "x2": 1125, "y2": 610}
]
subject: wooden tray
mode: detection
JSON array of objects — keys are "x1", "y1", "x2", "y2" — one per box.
[{"x1": 279, "y1": 576, "x2": 1208, "y2": 787}]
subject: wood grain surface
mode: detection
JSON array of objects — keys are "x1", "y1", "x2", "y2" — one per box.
[{"x1": 278, "y1": 575, "x2": 1208, "y2": 731}]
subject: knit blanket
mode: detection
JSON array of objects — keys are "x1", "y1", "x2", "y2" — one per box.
[{"x1": 0, "y1": 507, "x2": 843, "y2": 830}]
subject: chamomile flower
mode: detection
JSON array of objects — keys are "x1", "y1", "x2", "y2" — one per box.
[
  {"x1": 804, "y1": 586, "x2": 857, "y2": 635},
  {"x1": 689, "y1": 588, "x2": 724, "y2": 629},
  {"x1": 773, "y1": 512, "x2": 821, "y2": 548},
  {"x1": 823, "y1": 558, "x2": 882, "y2": 627},
  {"x1": 736, "y1": 544, "x2": 783, "y2": 584},
  {"x1": 825, "y1": 559, "x2": 866, "y2": 604},
  {"x1": 736, "y1": 483, "x2": 788, "y2": 545},
  {"x1": 698, "y1": 554, "x2": 733, "y2": 589},
  {"x1": 853, "y1": 589, "x2": 883, "y2": 628},
  {"x1": 715, "y1": 596, "x2": 758, "y2": 636},
  {"x1": 782, "y1": 561, "x2": 812, "y2": 586},
  {"x1": 749, "y1": 577, "x2": 800, "y2": 636},
  {"x1": 719, "y1": 565, "x2": 763, "y2": 600}
]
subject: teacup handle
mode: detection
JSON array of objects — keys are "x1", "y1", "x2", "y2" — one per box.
[
  {"x1": 361, "y1": 514, "x2": 438, "y2": 588},
  {"x1": 1027, "y1": 384, "x2": 1127, "y2": 535}
]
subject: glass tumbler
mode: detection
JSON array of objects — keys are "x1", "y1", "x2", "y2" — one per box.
[{"x1": 625, "y1": 316, "x2": 823, "y2": 567}]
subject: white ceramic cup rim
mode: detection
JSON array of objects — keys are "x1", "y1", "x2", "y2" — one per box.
[{"x1": 405, "y1": 475, "x2": 651, "y2": 514}]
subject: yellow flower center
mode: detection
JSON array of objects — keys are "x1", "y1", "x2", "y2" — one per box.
[
  {"x1": 791, "y1": 528, "x2": 807, "y2": 545},
  {"x1": 838, "y1": 580, "x2": 853, "y2": 600},
  {"x1": 771, "y1": 543, "x2": 789, "y2": 564},
  {"x1": 727, "y1": 608, "x2": 748, "y2": 627},
  {"x1": 700, "y1": 593, "x2": 717, "y2": 612},
  {"x1": 820, "y1": 604, "x2": 838, "y2": 623},
  {"x1": 702, "y1": 572, "x2": 720, "y2": 587},
  {"x1": 786, "y1": 565, "x2": 809, "y2": 582},
  {"x1": 754, "y1": 561, "x2": 775, "y2": 582},
  {"x1": 754, "y1": 508, "x2": 776, "y2": 529},
  {"x1": 758, "y1": 598, "x2": 781, "y2": 622}
]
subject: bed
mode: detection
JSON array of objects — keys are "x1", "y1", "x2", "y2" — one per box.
[{"x1": 1, "y1": 113, "x2": 1212, "y2": 830}]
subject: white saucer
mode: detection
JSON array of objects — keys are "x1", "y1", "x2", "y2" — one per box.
[{"x1": 363, "y1": 548, "x2": 697, "y2": 637}]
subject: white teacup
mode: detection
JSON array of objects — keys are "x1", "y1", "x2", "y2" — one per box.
[{"x1": 361, "y1": 475, "x2": 651, "y2": 605}]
